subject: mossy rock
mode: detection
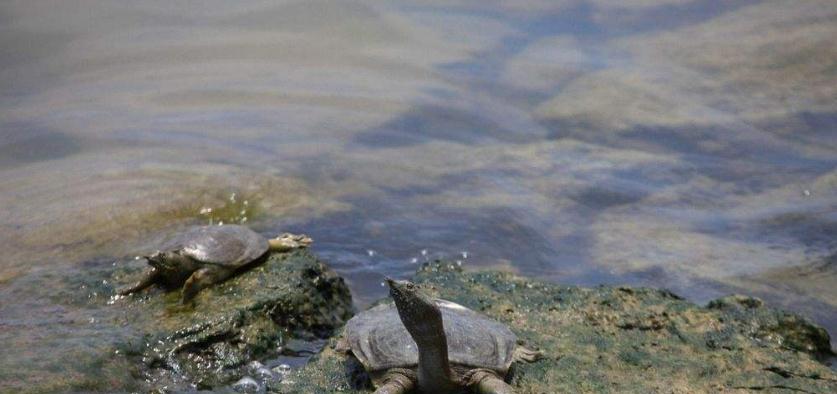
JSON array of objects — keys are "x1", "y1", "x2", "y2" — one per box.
[
  {"x1": 283, "y1": 261, "x2": 836, "y2": 393},
  {"x1": 114, "y1": 249, "x2": 353, "y2": 390}
]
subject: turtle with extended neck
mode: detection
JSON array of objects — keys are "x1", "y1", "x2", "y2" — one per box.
[
  {"x1": 337, "y1": 278, "x2": 542, "y2": 394},
  {"x1": 118, "y1": 225, "x2": 312, "y2": 303}
]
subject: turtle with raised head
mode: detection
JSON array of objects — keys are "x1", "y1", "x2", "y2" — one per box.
[
  {"x1": 337, "y1": 278, "x2": 541, "y2": 394},
  {"x1": 118, "y1": 225, "x2": 312, "y2": 303}
]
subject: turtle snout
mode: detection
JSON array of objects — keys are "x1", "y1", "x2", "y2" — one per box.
[
  {"x1": 145, "y1": 251, "x2": 162, "y2": 262},
  {"x1": 296, "y1": 234, "x2": 313, "y2": 247},
  {"x1": 385, "y1": 278, "x2": 404, "y2": 300}
]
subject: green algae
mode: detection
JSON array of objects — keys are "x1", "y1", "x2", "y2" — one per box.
[{"x1": 284, "y1": 261, "x2": 836, "y2": 393}]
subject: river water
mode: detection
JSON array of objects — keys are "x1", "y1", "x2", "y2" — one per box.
[{"x1": 1, "y1": 0, "x2": 835, "y2": 390}]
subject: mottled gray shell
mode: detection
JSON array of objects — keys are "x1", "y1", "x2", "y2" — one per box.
[
  {"x1": 164, "y1": 225, "x2": 269, "y2": 267},
  {"x1": 344, "y1": 299, "x2": 517, "y2": 374}
]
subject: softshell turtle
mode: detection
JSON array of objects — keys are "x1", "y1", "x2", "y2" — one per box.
[
  {"x1": 118, "y1": 225, "x2": 312, "y2": 303},
  {"x1": 337, "y1": 278, "x2": 541, "y2": 394}
]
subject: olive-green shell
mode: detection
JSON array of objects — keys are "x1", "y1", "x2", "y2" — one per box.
[
  {"x1": 164, "y1": 225, "x2": 268, "y2": 267},
  {"x1": 344, "y1": 299, "x2": 517, "y2": 374}
]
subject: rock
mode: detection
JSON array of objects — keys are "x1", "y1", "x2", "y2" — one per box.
[
  {"x1": 114, "y1": 249, "x2": 353, "y2": 391},
  {"x1": 707, "y1": 295, "x2": 832, "y2": 358},
  {"x1": 283, "y1": 261, "x2": 836, "y2": 393}
]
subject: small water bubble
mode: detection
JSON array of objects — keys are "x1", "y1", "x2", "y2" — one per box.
[
  {"x1": 380, "y1": 281, "x2": 386, "y2": 287},
  {"x1": 421, "y1": 249, "x2": 427, "y2": 256},
  {"x1": 232, "y1": 376, "x2": 263, "y2": 393},
  {"x1": 218, "y1": 220, "x2": 224, "y2": 226},
  {"x1": 134, "y1": 255, "x2": 142, "y2": 260},
  {"x1": 410, "y1": 257, "x2": 418, "y2": 264},
  {"x1": 803, "y1": 189, "x2": 811, "y2": 196},
  {"x1": 240, "y1": 209, "x2": 247, "y2": 215},
  {"x1": 241, "y1": 217, "x2": 248, "y2": 223},
  {"x1": 89, "y1": 317, "x2": 96, "y2": 324},
  {"x1": 254, "y1": 366, "x2": 275, "y2": 382},
  {"x1": 461, "y1": 251, "x2": 468, "y2": 259},
  {"x1": 244, "y1": 200, "x2": 249, "y2": 206},
  {"x1": 456, "y1": 260, "x2": 462, "y2": 266},
  {"x1": 230, "y1": 193, "x2": 237, "y2": 202},
  {"x1": 367, "y1": 249, "x2": 376, "y2": 257},
  {"x1": 273, "y1": 364, "x2": 292, "y2": 375},
  {"x1": 273, "y1": 363, "x2": 294, "y2": 384}
]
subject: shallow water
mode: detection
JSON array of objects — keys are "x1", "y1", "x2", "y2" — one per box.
[{"x1": 1, "y1": 0, "x2": 836, "y2": 390}]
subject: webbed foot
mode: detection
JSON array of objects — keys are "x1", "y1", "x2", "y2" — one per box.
[
  {"x1": 467, "y1": 369, "x2": 514, "y2": 394},
  {"x1": 373, "y1": 369, "x2": 415, "y2": 394}
]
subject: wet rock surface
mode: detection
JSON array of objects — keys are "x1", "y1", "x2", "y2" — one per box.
[
  {"x1": 285, "y1": 261, "x2": 836, "y2": 393},
  {"x1": 114, "y1": 249, "x2": 353, "y2": 391}
]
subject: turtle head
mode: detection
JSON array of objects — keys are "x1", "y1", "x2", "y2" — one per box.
[
  {"x1": 268, "y1": 233, "x2": 313, "y2": 252},
  {"x1": 386, "y1": 278, "x2": 443, "y2": 344},
  {"x1": 145, "y1": 251, "x2": 173, "y2": 270},
  {"x1": 144, "y1": 251, "x2": 198, "y2": 289}
]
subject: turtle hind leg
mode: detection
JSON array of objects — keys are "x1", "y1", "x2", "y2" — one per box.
[
  {"x1": 117, "y1": 267, "x2": 160, "y2": 296},
  {"x1": 373, "y1": 369, "x2": 416, "y2": 394}
]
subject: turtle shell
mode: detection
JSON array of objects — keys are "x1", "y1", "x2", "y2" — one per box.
[
  {"x1": 165, "y1": 225, "x2": 269, "y2": 267},
  {"x1": 344, "y1": 299, "x2": 517, "y2": 374}
]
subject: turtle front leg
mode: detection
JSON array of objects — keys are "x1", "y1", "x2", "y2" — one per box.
[
  {"x1": 182, "y1": 267, "x2": 230, "y2": 303},
  {"x1": 117, "y1": 267, "x2": 160, "y2": 296},
  {"x1": 374, "y1": 368, "x2": 416, "y2": 394},
  {"x1": 466, "y1": 369, "x2": 513, "y2": 394}
]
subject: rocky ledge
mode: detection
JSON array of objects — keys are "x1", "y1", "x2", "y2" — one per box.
[
  {"x1": 282, "y1": 261, "x2": 836, "y2": 393},
  {"x1": 113, "y1": 249, "x2": 354, "y2": 391}
]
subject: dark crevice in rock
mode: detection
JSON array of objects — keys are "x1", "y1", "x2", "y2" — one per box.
[{"x1": 731, "y1": 385, "x2": 816, "y2": 393}]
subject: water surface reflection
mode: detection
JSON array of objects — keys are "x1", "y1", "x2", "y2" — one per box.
[{"x1": 1, "y1": 0, "x2": 835, "y2": 390}]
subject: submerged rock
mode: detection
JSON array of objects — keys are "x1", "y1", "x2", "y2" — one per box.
[
  {"x1": 114, "y1": 249, "x2": 353, "y2": 391},
  {"x1": 284, "y1": 261, "x2": 836, "y2": 393}
]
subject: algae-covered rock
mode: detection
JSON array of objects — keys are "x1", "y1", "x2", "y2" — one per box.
[
  {"x1": 114, "y1": 249, "x2": 353, "y2": 390},
  {"x1": 284, "y1": 261, "x2": 836, "y2": 393},
  {"x1": 706, "y1": 294, "x2": 833, "y2": 358}
]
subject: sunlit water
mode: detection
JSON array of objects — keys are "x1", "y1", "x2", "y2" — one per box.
[{"x1": 1, "y1": 0, "x2": 835, "y2": 390}]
